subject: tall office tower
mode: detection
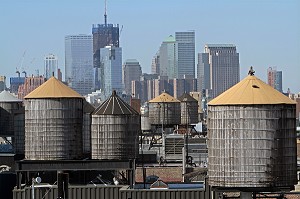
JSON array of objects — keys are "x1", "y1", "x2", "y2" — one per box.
[
  {"x1": 0, "y1": 76, "x2": 6, "y2": 91},
  {"x1": 204, "y1": 44, "x2": 240, "y2": 98},
  {"x1": 122, "y1": 59, "x2": 142, "y2": 95},
  {"x1": 100, "y1": 46, "x2": 123, "y2": 98},
  {"x1": 197, "y1": 53, "x2": 210, "y2": 93},
  {"x1": 65, "y1": 35, "x2": 93, "y2": 96},
  {"x1": 175, "y1": 31, "x2": 195, "y2": 79},
  {"x1": 159, "y1": 35, "x2": 178, "y2": 79},
  {"x1": 267, "y1": 67, "x2": 283, "y2": 92},
  {"x1": 151, "y1": 53, "x2": 160, "y2": 75},
  {"x1": 44, "y1": 54, "x2": 58, "y2": 79},
  {"x1": 92, "y1": 2, "x2": 119, "y2": 90}
]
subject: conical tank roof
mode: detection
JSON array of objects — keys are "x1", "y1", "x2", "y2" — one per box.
[
  {"x1": 93, "y1": 90, "x2": 139, "y2": 115},
  {"x1": 24, "y1": 77, "x2": 83, "y2": 99},
  {"x1": 208, "y1": 74, "x2": 296, "y2": 105},
  {"x1": 178, "y1": 92, "x2": 197, "y2": 102},
  {"x1": 0, "y1": 90, "x2": 22, "y2": 102},
  {"x1": 149, "y1": 92, "x2": 180, "y2": 103}
]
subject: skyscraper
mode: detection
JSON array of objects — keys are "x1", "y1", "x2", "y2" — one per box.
[
  {"x1": 175, "y1": 31, "x2": 195, "y2": 79},
  {"x1": 267, "y1": 67, "x2": 282, "y2": 92},
  {"x1": 65, "y1": 34, "x2": 93, "y2": 96},
  {"x1": 197, "y1": 53, "x2": 210, "y2": 93},
  {"x1": 92, "y1": 2, "x2": 119, "y2": 90},
  {"x1": 122, "y1": 59, "x2": 142, "y2": 95},
  {"x1": 100, "y1": 46, "x2": 123, "y2": 98},
  {"x1": 204, "y1": 44, "x2": 240, "y2": 98},
  {"x1": 158, "y1": 35, "x2": 177, "y2": 79},
  {"x1": 151, "y1": 52, "x2": 160, "y2": 75},
  {"x1": 44, "y1": 54, "x2": 58, "y2": 79}
]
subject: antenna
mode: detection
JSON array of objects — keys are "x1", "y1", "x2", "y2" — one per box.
[{"x1": 104, "y1": 0, "x2": 107, "y2": 26}]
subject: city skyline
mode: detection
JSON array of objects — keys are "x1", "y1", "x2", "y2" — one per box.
[{"x1": 0, "y1": 0, "x2": 299, "y2": 93}]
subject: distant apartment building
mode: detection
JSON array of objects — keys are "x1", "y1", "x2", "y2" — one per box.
[
  {"x1": 100, "y1": 46, "x2": 123, "y2": 99},
  {"x1": 267, "y1": 67, "x2": 282, "y2": 92},
  {"x1": 10, "y1": 77, "x2": 25, "y2": 94},
  {"x1": 122, "y1": 59, "x2": 142, "y2": 95},
  {"x1": 288, "y1": 92, "x2": 300, "y2": 123},
  {"x1": 44, "y1": 54, "x2": 58, "y2": 79},
  {"x1": 0, "y1": 76, "x2": 6, "y2": 91},
  {"x1": 132, "y1": 76, "x2": 197, "y2": 103},
  {"x1": 203, "y1": 44, "x2": 240, "y2": 98},
  {"x1": 57, "y1": 69, "x2": 62, "y2": 81},
  {"x1": 65, "y1": 34, "x2": 93, "y2": 96},
  {"x1": 151, "y1": 53, "x2": 160, "y2": 75},
  {"x1": 18, "y1": 76, "x2": 46, "y2": 100}
]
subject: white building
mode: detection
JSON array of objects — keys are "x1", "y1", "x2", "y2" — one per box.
[
  {"x1": 65, "y1": 34, "x2": 93, "y2": 96},
  {"x1": 100, "y1": 46, "x2": 123, "y2": 99},
  {"x1": 44, "y1": 54, "x2": 58, "y2": 79}
]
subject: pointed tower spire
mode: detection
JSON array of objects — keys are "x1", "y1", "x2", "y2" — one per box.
[{"x1": 104, "y1": 0, "x2": 107, "y2": 26}]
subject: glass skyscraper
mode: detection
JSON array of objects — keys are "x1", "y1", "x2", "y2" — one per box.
[
  {"x1": 100, "y1": 46, "x2": 123, "y2": 99},
  {"x1": 65, "y1": 35, "x2": 93, "y2": 96},
  {"x1": 175, "y1": 31, "x2": 195, "y2": 79}
]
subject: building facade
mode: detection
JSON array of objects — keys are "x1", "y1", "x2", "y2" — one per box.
[
  {"x1": 132, "y1": 76, "x2": 197, "y2": 103},
  {"x1": 18, "y1": 76, "x2": 46, "y2": 100},
  {"x1": 151, "y1": 53, "x2": 160, "y2": 75},
  {"x1": 159, "y1": 35, "x2": 177, "y2": 79},
  {"x1": 44, "y1": 54, "x2": 58, "y2": 79},
  {"x1": 267, "y1": 67, "x2": 283, "y2": 92},
  {"x1": 65, "y1": 34, "x2": 93, "y2": 96},
  {"x1": 175, "y1": 31, "x2": 195, "y2": 79},
  {"x1": 100, "y1": 46, "x2": 123, "y2": 99},
  {"x1": 10, "y1": 77, "x2": 25, "y2": 94},
  {"x1": 197, "y1": 53, "x2": 210, "y2": 93},
  {"x1": 204, "y1": 44, "x2": 240, "y2": 98},
  {"x1": 123, "y1": 59, "x2": 142, "y2": 96},
  {"x1": 0, "y1": 76, "x2": 6, "y2": 91}
]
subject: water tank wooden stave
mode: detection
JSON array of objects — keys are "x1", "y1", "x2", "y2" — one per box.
[
  {"x1": 82, "y1": 100, "x2": 95, "y2": 158},
  {"x1": 25, "y1": 98, "x2": 83, "y2": 160},
  {"x1": 148, "y1": 92, "x2": 181, "y2": 126},
  {"x1": 0, "y1": 91, "x2": 25, "y2": 155},
  {"x1": 91, "y1": 91, "x2": 140, "y2": 160},
  {"x1": 178, "y1": 93, "x2": 198, "y2": 125},
  {"x1": 24, "y1": 77, "x2": 84, "y2": 160},
  {"x1": 207, "y1": 74, "x2": 297, "y2": 188}
]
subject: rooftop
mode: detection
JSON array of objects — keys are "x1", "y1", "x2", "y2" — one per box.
[
  {"x1": 208, "y1": 74, "x2": 296, "y2": 105},
  {"x1": 149, "y1": 92, "x2": 180, "y2": 103},
  {"x1": 205, "y1": 44, "x2": 236, "y2": 48},
  {"x1": 93, "y1": 90, "x2": 139, "y2": 115},
  {"x1": 0, "y1": 91, "x2": 22, "y2": 102},
  {"x1": 24, "y1": 77, "x2": 83, "y2": 99}
]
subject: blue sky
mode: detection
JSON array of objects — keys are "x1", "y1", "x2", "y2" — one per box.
[{"x1": 1, "y1": 0, "x2": 299, "y2": 92}]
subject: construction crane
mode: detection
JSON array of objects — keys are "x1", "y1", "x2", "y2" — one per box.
[{"x1": 16, "y1": 50, "x2": 26, "y2": 77}]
